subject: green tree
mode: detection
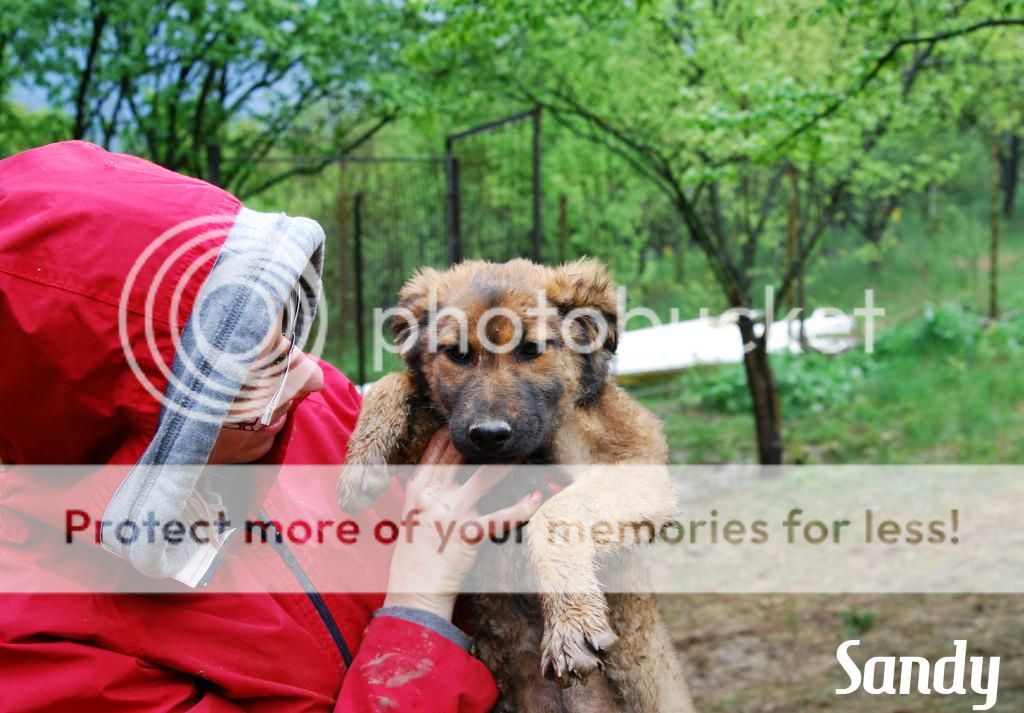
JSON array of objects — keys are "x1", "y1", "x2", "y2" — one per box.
[
  {"x1": 5, "y1": 0, "x2": 415, "y2": 197},
  {"x1": 947, "y1": 22, "x2": 1024, "y2": 317},
  {"x1": 410, "y1": 0, "x2": 1024, "y2": 463}
]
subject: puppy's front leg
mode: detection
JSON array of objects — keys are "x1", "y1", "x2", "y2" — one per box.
[
  {"x1": 526, "y1": 466, "x2": 679, "y2": 687},
  {"x1": 337, "y1": 371, "x2": 415, "y2": 513}
]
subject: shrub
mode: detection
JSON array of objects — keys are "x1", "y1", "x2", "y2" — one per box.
[{"x1": 686, "y1": 351, "x2": 869, "y2": 417}]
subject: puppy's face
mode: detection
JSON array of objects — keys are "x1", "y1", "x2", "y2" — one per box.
[{"x1": 393, "y1": 259, "x2": 619, "y2": 462}]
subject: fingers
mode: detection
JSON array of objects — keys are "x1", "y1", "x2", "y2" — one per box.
[
  {"x1": 418, "y1": 428, "x2": 451, "y2": 465},
  {"x1": 428, "y1": 441, "x2": 464, "y2": 490},
  {"x1": 476, "y1": 490, "x2": 544, "y2": 537},
  {"x1": 413, "y1": 428, "x2": 464, "y2": 492},
  {"x1": 456, "y1": 464, "x2": 517, "y2": 509},
  {"x1": 436, "y1": 435, "x2": 465, "y2": 467}
]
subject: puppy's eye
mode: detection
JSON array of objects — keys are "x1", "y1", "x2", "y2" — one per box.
[
  {"x1": 516, "y1": 341, "x2": 545, "y2": 361},
  {"x1": 443, "y1": 345, "x2": 473, "y2": 365}
]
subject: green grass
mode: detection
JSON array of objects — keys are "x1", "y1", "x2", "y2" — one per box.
[
  {"x1": 631, "y1": 193, "x2": 1024, "y2": 465},
  {"x1": 638, "y1": 306, "x2": 1024, "y2": 464}
]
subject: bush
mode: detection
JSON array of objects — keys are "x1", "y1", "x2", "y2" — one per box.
[
  {"x1": 686, "y1": 351, "x2": 869, "y2": 417},
  {"x1": 878, "y1": 303, "x2": 1024, "y2": 358}
]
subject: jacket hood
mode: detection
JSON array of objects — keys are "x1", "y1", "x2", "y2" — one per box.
[{"x1": 0, "y1": 141, "x2": 326, "y2": 581}]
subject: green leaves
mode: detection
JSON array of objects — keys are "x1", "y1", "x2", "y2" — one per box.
[
  {"x1": 686, "y1": 351, "x2": 871, "y2": 418},
  {"x1": 2, "y1": 0, "x2": 411, "y2": 195}
]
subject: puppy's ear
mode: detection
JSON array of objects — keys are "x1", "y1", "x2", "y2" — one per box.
[
  {"x1": 546, "y1": 258, "x2": 620, "y2": 404},
  {"x1": 391, "y1": 267, "x2": 441, "y2": 358}
]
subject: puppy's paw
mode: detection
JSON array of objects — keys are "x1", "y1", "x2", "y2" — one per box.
[
  {"x1": 540, "y1": 593, "x2": 618, "y2": 687},
  {"x1": 336, "y1": 461, "x2": 390, "y2": 514}
]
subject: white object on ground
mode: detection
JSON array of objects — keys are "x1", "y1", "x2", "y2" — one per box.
[{"x1": 612, "y1": 307, "x2": 857, "y2": 378}]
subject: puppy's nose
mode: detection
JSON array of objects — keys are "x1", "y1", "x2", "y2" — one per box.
[{"x1": 468, "y1": 420, "x2": 512, "y2": 451}]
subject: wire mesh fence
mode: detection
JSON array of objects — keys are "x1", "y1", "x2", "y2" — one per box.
[
  {"x1": 445, "y1": 108, "x2": 542, "y2": 264},
  {"x1": 245, "y1": 109, "x2": 543, "y2": 385},
  {"x1": 349, "y1": 158, "x2": 449, "y2": 384}
]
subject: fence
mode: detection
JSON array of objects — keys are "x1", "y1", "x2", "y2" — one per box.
[
  {"x1": 347, "y1": 157, "x2": 448, "y2": 384},
  {"x1": 444, "y1": 108, "x2": 542, "y2": 264},
  {"x1": 248, "y1": 109, "x2": 544, "y2": 385}
]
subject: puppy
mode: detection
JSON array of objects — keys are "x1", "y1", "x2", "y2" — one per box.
[{"x1": 338, "y1": 258, "x2": 694, "y2": 712}]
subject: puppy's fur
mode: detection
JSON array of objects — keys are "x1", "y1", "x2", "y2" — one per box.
[{"x1": 338, "y1": 258, "x2": 694, "y2": 713}]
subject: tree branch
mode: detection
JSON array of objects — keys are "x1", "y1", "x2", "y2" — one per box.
[
  {"x1": 778, "y1": 17, "x2": 1024, "y2": 148},
  {"x1": 738, "y1": 166, "x2": 785, "y2": 274},
  {"x1": 234, "y1": 112, "x2": 397, "y2": 200}
]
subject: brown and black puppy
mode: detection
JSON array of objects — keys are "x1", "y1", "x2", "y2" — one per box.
[{"x1": 338, "y1": 258, "x2": 694, "y2": 713}]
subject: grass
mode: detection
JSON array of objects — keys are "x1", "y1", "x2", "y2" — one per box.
[
  {"x1": 639, "y1": 311, "x2": 1024, "y2": 464},
  {"x1": 630, "y1": 191, "x2": 1024, "y2": 465}
]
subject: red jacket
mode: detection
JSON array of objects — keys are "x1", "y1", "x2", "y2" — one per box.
[{"x1": 0, "y1": 141, "x2": 498, "y2": 712}]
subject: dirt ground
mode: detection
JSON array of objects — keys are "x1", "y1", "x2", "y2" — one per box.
[{"x1": 660, "y1": 593, "x2": 1023, "y2": 712}]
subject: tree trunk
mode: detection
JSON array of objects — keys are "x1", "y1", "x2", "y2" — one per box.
[
  {"x1": 785, "y1": 164, "x2": 798, "y2": 311},
  {"x1": 990, "y1": 136, "x2": 1001, "y2": 320},
  {"x1": 999, "y1": 131, "x2": 1020, "y2": 219},
  {"x1": 786, "y1": 163, "x2": 808, "y2": 350},
  {"x1": 675, "y1": 234, "x2": 686, "y2": 282},
  {"x1": 72, "y1": 9, "x2": 109, "y2": 140},
  {"x1": 927, "y1": 180, "x2": 939, "y2": 239},
  {"x1": 737, "y1": 314, "x2": 784, "y2": 464},
  {"x1": 205, "y1": 140, "x2": 222, "y2": 188},
  {"x1": 558, "y1": 194, "x2": 568, "y2": 263},
  {"x1": 797, "y1": 271, "x2": 807, "y2": 351}
]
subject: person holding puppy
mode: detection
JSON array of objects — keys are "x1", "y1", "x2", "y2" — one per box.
[{"x1": 0, "y1": 141, "x2": 540, "y2": 711}]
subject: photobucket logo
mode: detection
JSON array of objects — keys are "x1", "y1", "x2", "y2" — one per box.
[
  {"x1": 117, "y1": 214, "x2": 327, "y2": 424},
  {"x1": 370, "y1": 284, "x2": 883, "y2": 369},
  {"x1": 372, "y1": 287, "x2": 613, "y2": 369}
]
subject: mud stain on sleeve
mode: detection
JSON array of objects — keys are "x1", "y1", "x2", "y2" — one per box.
[
  {"x1": 365, "y1": 652, "x2": 397, "y2": 667},
  {"x1": 385, "y1": 658, "x2": 434, "y2": 688},
  {"x1": 363, "y1": 651, "x2": 399, "y2": 685}
]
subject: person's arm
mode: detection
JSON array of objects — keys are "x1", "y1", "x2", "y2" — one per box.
[
  {"x1": 335, "y1": 429, "x2": 541, "y2": 713},
  {"x1": 335, "y1": 610, "x2": 496, "y2": 712}
]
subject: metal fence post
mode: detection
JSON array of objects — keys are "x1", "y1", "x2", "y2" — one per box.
[
  {"x1": 335, "y1": 162, "x2": 350, "y2": 347},
  {"x1": 353, "y1": 192, "x2": 367, "y2": 388},
  {"x1": 532, "y1": 107, "x2": 543, "y2": 262},
  {"x1": 444, "y1": 138, "x2": 462, "y2": 265}
]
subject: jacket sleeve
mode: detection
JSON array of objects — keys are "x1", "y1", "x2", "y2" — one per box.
[{"x1": 336, "y1": 611, "x2": 498, "y2": 713}]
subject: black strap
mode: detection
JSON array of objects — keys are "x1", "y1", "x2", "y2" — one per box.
[{"x1": 259, "y1": 509, "x2": 354, "y2": 667}]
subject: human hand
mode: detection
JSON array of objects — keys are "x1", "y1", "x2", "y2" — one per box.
[{"x1": 382, "y1": 428, "x2": 542, "y2": 621}]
